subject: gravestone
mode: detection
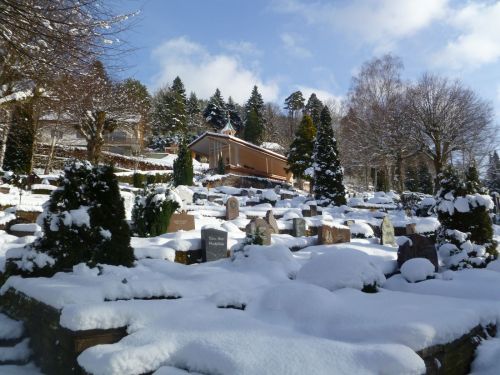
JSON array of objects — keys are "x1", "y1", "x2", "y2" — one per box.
[
  {"x1": 397, "y1": 234, "x2": 438, "y2": 271},
  {"x1": 240, "y1": 189, "x2": 248, "y2": 197},
  {"x1": 281, "y1": 193, "x2": 294, "y2": 200},
  {"x1": 302, "y1": 208, "x2": 311, "y2": 217},
  {"x1": 226, "y1": 197, "x2": 239, "y2": 220},
  {"x1": 406, "y1": 223, "x2": 417, "y2": 235},
  {"x1": 292, "y1": 218, "x2": 306, "y2": 237},
  {"x1": 380, "y1": 216, "x2": 396, "y2": 246},
  {"x1": 265, "y1": 210, "x2": 279, "y2": 234},
  {"x1": 201, "y1": 228, "x2": 228, "y2": 262},
  {"x1": 167, "y1": 212, "x2": 195, "y2": 233},
  {"x1": 193, "y1": 192, "x2": 208, "y2": 202},
  {"x1": 245, "y1": 218, "x2": 272, "y2": 245},
  {"x1": 318, "y1": 225, "x2": 351, "y2": 245},
  {"x1": 310, "y1": 205, "x2": 318, "y2": 216},
  {"x1": 247, "y1": 190, "x2": 255, "y2": 198},
  {"x1": 274, "y1": 185, "x2": 281, "y2": 194}
]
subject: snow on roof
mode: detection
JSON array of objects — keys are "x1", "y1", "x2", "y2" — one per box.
[{"x1": 261, "y1": 142, "x2": 285, "y2": 153}]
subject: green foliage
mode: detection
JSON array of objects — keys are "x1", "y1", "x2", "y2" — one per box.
[
  {"x1": 9, "y1": 160, "x2": 134, "y2": 277},
  {"x1": 287, "y1": 115, "x2": 316, "y2": 180},
  {"x1": 485, "y1": 151, "x2": 500, "y2": 192},
  {"x1": 304, "y1": 93, "x2": 323, "y2": 126},
  {"x1": 173, "y1": 139, "x2": 194, "y2": 186},
  {"x1": 151, "y1": 76, "x2": 187, "y2": 138},
  {"x1": 284, "y1": 91, "x2": 305, "y2": 114},
  {"x1": 243, "y1": 86, "x2": 265, "y2": 145},
  {"x1": 417, "y1": 162, "x2": 434, "y2": 194},
  {"x1": 217, "y1": 155, "x2": 225, "y2": 175},
  {"x1": 132, "y1": 186, "x2": 180, "y2": 237},
  {"x1": 3, "y1": 103, "x2": 35, "y2": 174},
  {"x1": 203, "y1": 88, "x2": 227, "y2": 130},
  {"x1": 133, "y1": 172, "x2": 145, "y2": 188},
  {"x1": 312, "y1": 106, "x2": 346, "y2": 206}
]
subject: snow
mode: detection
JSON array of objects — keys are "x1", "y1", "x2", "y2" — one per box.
[
  {"x1": 400, "y1": 258, "x2": 435, "y2": 283},
  {"x1": 471, "y1": 338, "x2": 500, "y2": 375},
  {"x1": 9, "y1": 223, "x2": 41, "y2": 233},
  {"x1": 0, "y1": 338, "x2": 31, "y2": 363},
  {"x1": 296, "y1": 249, "x2": 386, "y2": 291},
  {"x1": 0, "y1": 313, "x2": 24, "y2": 340}
]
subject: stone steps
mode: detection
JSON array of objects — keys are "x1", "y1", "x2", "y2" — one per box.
[{"x1": 0, "y1": 313, "x2": 31, "y2": 366}]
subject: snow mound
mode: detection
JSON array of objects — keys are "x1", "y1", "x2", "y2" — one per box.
[
  {"x1": 400, "y1": 258, "x2": 435, "y2": 283},
  {"x1": 296, "y1": 249, "x2": 386, "y2": 291}
]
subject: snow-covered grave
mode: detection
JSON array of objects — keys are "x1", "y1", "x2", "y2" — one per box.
[{"x1": 0, "y1": 181, "x2": 499, "y2": 374}]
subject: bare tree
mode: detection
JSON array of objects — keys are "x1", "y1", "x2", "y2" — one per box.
[
  {"x1": 405, "y1": 73, "x2": 495, "y2": 178},
  {"x1": 262, "y1": 102, "x2": 289, "y2": 150},
  {"x1": 342, "y1": 54, "x2": 417, "y2": 191}
]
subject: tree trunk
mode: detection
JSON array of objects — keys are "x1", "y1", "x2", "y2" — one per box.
[{"x1": 87, "y1": 112, "x2": 106, "y2": 164}]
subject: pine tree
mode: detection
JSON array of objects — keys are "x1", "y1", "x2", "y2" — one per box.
[
  {"x1": 284, "y1": 91, "x2": 305, "y2": 116},
  {"x1": 312, "y1": 106, "x2": 346, "y2": 205},
  {"x1": 203, "y1": 88, "x2": 227, "y2": 131},
  {"x1": 287, "y1": 115, "x2": 316, "y2": 180},
  {"x1": 243, "y1": 86, "x2": 265, "y2": 145},
  {"x1": 173, "y1": 138, "x2": 194, "y2": 186},
  {"x1": 417, "y1": 162, "x2": 434, "y2": 194},
  {"x1": 7, "y1": 160, "x2": 134, "y2": 277},
  {"x1": 304, "y1": 93, "x2": 323, "y2": 126},
  {"x1": 3, "y1": 102, "x2": 35, "y2": 174}
]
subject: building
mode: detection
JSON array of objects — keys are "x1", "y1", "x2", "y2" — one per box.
[{"x1": 189, "y1": 119, "x2": 292, "y2": 182}]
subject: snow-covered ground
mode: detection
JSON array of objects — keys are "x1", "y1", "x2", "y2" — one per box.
[{"x1": 0, "y1": 183, "x2": 499, "y2": 374}]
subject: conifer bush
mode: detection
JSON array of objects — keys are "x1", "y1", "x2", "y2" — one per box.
[
  {"x1": 435, "y1": 165, "x2": 497, "y2": 269},
  {"x1": 132, "y1": 185, "x2": 180, "y2": 237},
  {"x1": 173, "y1": 139, "x2": 193, "y2": 186},
  {"x1": 6, "y1": 160, "x2": 134, "y2": 277}
]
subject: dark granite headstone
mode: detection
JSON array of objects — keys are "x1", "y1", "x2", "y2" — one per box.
[
  {"x1": 240, "y1": 189, "x2": 248, "y2": 197},
  {"x1": 310, "y1": 205, "x2": 318, "y2": 216},
  {"x1": 292, "y1": 218, "x2": 306, "y2": 237},
  {"x1": 201, "y1": 228, "x2": 228, "y2": 262},
  {"x1": 265, "y1": 210, "x2": 279, "y2": 234},
  {"x1": 167, "y1": 213, "x2": 195, "y2": 233},
  {"x1": 302, "y1": 208, "x2": 311, "y2": 217},
  {"x1": 380, "y1": 216, "x2": 396, "y2": 246},
  {"x1": 193, "y1": 192, "x2": 208, "y2": 202},
  {"x1": 226, "y1": 197, "x2": 239, "y2": 220},
  {"x1": 397, "y1": 234, "x2": 438, "y2": 271}
]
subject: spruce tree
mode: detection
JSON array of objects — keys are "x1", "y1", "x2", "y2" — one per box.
[
  {"x1": 186, "y1": 92, "x2": 204, "y2": 135},
  {"x1": 203, "y1": 88, "x2": 227, "y2": 131},
  {"x1": 226, "y1": 97, "x2": 243, "y2": 134},
  {"x1": 3, "y1": 102, "x2": 35, "y2": 174},
  {"x1": 287, "y1": 115, "x2": 316, "y2": 181},
  {"x1": 243, "y1": 86, "x2": 265, "y2": 144},
  {"x1": 404, "y1": 165, "x2": 418, "y2": 192},
  {"x1": 173, "y1": 138, "x2": 194, "y2": 186},
  {"x1": 304, "y1": 93, "x2": 323, "y2": 126},
  {"x1": 417, "y1": 162, "x2": 434, "y2": 194},
  {"x1": 8, "y1": 160, "x2": 134, "y2": 277},
  {"x1": 312, "y1": 106, "x2": 346, "y2": 205},
  {"x1": 485, "y1": 151, "x2": 500, "y2": 192}
]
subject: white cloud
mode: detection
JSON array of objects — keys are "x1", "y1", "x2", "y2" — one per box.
[
  {"x1": 432, "y1": 2, "x2": 500, "y2": 70},
  {"x1": 295, "y1": 85, "x2": 342, "y2": 106},
  {"x1": 151, "y1": 36, "x2": 279, "y2": 103},
  {"x1": 272, "y1": 0, "x2": 448, "y2": 50},
  {"x1": 280, "y1": 32, "x2": 312, "y2": 58}
]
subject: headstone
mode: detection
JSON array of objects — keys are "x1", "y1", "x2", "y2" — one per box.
[
  {"x1": 405, "y1": 208, "x2": 413, "y2": 217},
  {"x1": 318, "y1": 225, "x2": 335, "y2": 244},
  {"x1": 274, "y1": 185, "x2": 281, "y2": 194},
  {"x1": 310, "y1": 205, "x2": 318, "y2": 216},
  {"x1": 292, "y1": 218, "x2": 306, "y2": 237},
  {"x1": 380, "y1": 216, "x2": 396, "y2": 246},
  {"x1": 193, "y1": 192, "x2": 208, "y2": 202},
  {"x1": 248, "y1": 190, "x2": 255, "y2": 198},
  {"x1": 167, "y1": 212, "x2": 195, "y2": 233},
  {"x1": 201, "y1": 228, "x2": 228, "y2": 262},
  {"x1": 226, "y1": 197, "x2": 239, "y2": 220},
  {"x1": 265, "y1": 210, "x2": 279, "y2": 234},
  {"x1": 406, "y1": 223, "x2": 417, "y2": 235},
  {"x1": 240, "y1": 189, "x2": 248, "y2": 197},
  {"x1": 0, "y1": 186, "x2": 10, "y2": 194},
  {"x1": 245, "y1": 218, "x2": 272, "y2": 245},
  {"x1": 281, "y1": 193, "x2": 294, "y2": 200},
  {"x1": 333, "y1": 226, "x2": 351, "y2": 243},
  {"x1": 302, "y1": 208, "x2": 311, "y2": 217},
  {"x1": 397, "y1": 234, "x2": 438, "y2": 271}
]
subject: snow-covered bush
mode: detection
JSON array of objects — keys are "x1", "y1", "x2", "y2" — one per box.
[
  {"x1": 132, "y1": 185, "x2": 180, "y2": 237},
  {"x1": 6, "y1": 160, "x2": 134, "y2": 277},
  {"x1": 435, "y1": 165, "x2": 497, "y2": 268},
  {"x1": 400, "y1": 258, "x2": 435, "y2": 282},
  {"x1": 296, "y1": 250, "x2": 386, "y2": 292}
]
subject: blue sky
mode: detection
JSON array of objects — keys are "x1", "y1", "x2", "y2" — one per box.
[{"x1": 116, "y1": 0, "x2": 500, "y2": 121}]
